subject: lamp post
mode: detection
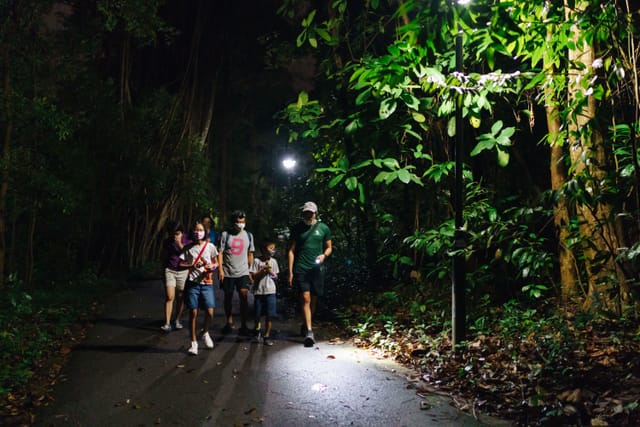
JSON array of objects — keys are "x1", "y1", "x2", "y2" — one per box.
[{"x1": 452, "y1": 0, "x2": 469, "y2": 348}]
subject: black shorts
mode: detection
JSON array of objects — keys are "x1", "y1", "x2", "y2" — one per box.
[
  {"x1": 221, "y1": 275, "x2": 250, "y2": 294},
  {"x1": 293, "y1": 267, "x2": 325, "y2": 297}
]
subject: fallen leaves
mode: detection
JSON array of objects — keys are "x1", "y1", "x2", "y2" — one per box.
[{"x1": 350, "y1": 314, "x2": 640, "y2": 425}]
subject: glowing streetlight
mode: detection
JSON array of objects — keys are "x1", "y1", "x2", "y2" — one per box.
[
  {"x1": 282, "y1": 157, "x2": 297, "y2": 171},
  {"x1": 282, "y1": 156, "x2": 297, "y2": 190}
]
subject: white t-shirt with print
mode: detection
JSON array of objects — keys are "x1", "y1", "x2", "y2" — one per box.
[
  {"x1": 250, "y1": 257, "x2": 279, "y2": 295},
  {"x1": 180, "y1": 241, "x2": 219, "y2": 284}
]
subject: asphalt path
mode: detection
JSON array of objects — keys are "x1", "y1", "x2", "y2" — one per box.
[{"x1": 35, "y1": 280, "x2": 508, "y2": 427}]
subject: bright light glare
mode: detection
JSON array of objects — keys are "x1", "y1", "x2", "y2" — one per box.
[
  {"x1": 282, "y1": 157, "x2": 297, "y2": 171},
  {"x1": 457, "y1": 0, "x2": 472, "y2": 4}
]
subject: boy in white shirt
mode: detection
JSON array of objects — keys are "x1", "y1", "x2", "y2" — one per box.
[{"x1": 250, "y1": 239, "x2": 279, "y2": 346}]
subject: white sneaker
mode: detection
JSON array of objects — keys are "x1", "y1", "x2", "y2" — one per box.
[
  {"x1": 174, "y1": 320, "x2": 184, "y2": 329},
  {"x1": 202, "y1": 332, "x2": 214, "y2": 349},
  {"x1": 188, "y1": 341, "x2": 198, "y2": 355},
  {"x1": 160, "y1": 324, "x2": 171, "y2": 332}
]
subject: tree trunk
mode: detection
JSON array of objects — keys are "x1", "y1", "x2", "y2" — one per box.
[
  {"x1": 0, "y1": 39, "x2": 12, "y2": 290},
  {"x1": 544, "y1": 28, "x2": 580, "y2": 304},
  {"x1": 566, "y1": 1, "x2": 626, "y2": 312}
]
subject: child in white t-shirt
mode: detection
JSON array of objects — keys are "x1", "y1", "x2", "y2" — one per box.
[
  {"x1": 249, "y1": 239, "x2": 279, "y2": 346},
  {"x1": 180, "y1": 221, "x2": 219, "y2": 355}
]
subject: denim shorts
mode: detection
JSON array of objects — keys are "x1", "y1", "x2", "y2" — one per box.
[
  {"x1": 254, "y1": 294, "x2": 277, "y2": 318},
  {"x1": 185, "y1": 281, "x2": 215, "y2": 310}
]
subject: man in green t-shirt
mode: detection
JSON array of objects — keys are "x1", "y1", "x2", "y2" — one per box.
[{"x1": 287, "y1": 201, "x2": 332, "y2": 347}]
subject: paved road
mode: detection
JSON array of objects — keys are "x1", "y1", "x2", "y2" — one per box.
[{"x1": 35, "y1": 280, "x2": 508, "y2": 426}]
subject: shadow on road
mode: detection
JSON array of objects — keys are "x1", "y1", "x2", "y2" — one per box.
[{"x1": 34, "y1": 280, "x2": 511, "y2": 427}]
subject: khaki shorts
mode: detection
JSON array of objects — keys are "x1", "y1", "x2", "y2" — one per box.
[{"x1": 165, "y1": 268, "x2": 189, "y2": 290}]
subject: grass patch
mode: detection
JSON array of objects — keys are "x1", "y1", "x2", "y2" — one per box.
[{"x1": 0, "y1": 271, "x2": 124, "y2": 421}]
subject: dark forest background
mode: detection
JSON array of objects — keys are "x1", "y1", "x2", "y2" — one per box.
[{"x1": 3, "y1": 1, "x2": 640, "y2": 424}]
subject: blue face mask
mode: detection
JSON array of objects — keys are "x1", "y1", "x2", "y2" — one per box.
[{"x1": 267, "y1": 249, "x2": 276, "y2": 257}]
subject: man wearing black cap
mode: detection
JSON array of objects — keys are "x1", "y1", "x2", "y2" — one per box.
[{"x1": 287, "y1": 201, "x2": 332, "y2": 347}]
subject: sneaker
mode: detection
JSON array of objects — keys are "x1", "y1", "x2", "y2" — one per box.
[
  {"x1": 188, "y1": 341, "x2": 198, "y2": 355},
  {"x1": 161, "y1": 324, "x2": 172, "y2": 332},
  {"x1": 264, "y1": 337, "x2": 274, "y2": 346},
  {"x1": 174, "y1": 320, "x2": 184, "y2": 329},
  {"x1": 222, "y1": 323, "x2": 233, "y2": 335},
  {"x1": 252, "y1": 332, "x2": 263, "y2": 344},
  {"x1": 304, "y1": 330, "x2": 315, "y2": 347},
  {"x1": 202, "y1": 332, "x2": 214, "y2": 349}
]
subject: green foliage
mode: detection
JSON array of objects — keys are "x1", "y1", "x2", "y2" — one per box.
[
  {"x1": 0, "y1": 273, "x2": 121, "y2": 399},
  {"x1": 97, "y1": 0, "x2": 169, "y2": 43}
]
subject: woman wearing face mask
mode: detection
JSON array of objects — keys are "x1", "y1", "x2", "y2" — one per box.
[
  {"x1": 287, "y1": 202, "x2": 332, "y2": 347},
  {"x1": 179, "y1": 221, "x2": 219, "y2": 355},
  {"x1": 218, "y1": 210, "x2": 255, "y2": 336}
]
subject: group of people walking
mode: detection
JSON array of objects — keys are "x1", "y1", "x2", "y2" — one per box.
[{"x1": 160, "y1": 201, "x2": 332, "y2": 355}]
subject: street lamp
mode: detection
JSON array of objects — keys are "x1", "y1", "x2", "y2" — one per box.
[
  {"x1": 282, "y1": 157, "x2": 297, "y2": 188},
  {"x1": 452, "y1": 0, "x2": 469, "y2": 348}
]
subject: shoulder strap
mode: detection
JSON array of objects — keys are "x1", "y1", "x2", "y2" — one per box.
[
  {"x1": 192, "y1": 242, "x2": 208, "y2": 266},
  {"x1": 299, "y1": 222, "x2": 319, "y2": 245}
]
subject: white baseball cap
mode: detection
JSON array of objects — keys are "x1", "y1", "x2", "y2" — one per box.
[{"x1": 302, "y1": 201, "x2": 318, "y2": 213}]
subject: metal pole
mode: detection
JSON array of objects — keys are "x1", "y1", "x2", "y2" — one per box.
[{"x1": 452, "y1": 28, "x2": 466, "y2": 347}]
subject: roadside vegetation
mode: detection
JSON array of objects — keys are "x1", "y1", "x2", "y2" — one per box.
[
  {"x1": 337, "y1": 278, "x2": 640, "y2": 425},
  {"x1": 0, "y1": 273, "x2": 123, "y2": 424}
]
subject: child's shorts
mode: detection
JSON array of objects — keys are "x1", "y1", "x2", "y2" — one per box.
[
  {"x1": 185, "y1": 281, "x2": 215, "y2": 310},
  {"x1": 254, "y1": 293, "x2": 276, "y2": 318},
  {"x1": 164, "y1": 268, "x2": 189, "y2": 290}
]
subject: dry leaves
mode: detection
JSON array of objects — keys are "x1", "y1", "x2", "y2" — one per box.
[{"x1": 351, "y1": 317, "x2": 640, "y2": 425}]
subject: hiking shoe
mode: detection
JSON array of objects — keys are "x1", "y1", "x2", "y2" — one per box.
[
  {"x1": 300, "y1": 324, "x2": 308, "y2": 337},
  {"x1": 174, "y1": 320, "x2": 184, "y2": 329},
  {"x1": 202, "y1": 332, "x2": 214, "y2": 349},
  {"x1": 264, "y1": 337, "x2": 274, "y2": 346},
  {"x1": 161, "y1": 324, "x2": 172, "y2": 332},
  {"x1": 222, "y1": 323, "x2": 233, "y2": 335},
  {"x1": 188, "y1": 341, "x2": 198, "y2": 355},
  {"x1": 239, "y1": 326, "x2": 251, "y2": 336},
  {"x1": 304, "y1": 330, "x2": 315, "y2": 347},
  {"x1": 252, "y1": 332, "x2": 263, "y2": 344}
]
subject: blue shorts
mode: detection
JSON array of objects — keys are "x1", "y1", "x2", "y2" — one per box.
[
  {"x1": 254, "y1": 294, "x2": 277, "y2": 318},
  {"x1": 293, "y1": 267, "x2": 325, "y2": 297},
  {"x1": 185, "y1": 281, "x2": 215, "y2": 310},
  {"x1": 221, "y1": 275, "x2": 250, "y2": 294}
]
